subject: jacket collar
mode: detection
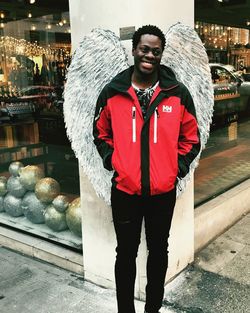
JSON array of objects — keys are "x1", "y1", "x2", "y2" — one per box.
[{"x1": 108, "y1": 64, "x2": 179, "y2": 93}]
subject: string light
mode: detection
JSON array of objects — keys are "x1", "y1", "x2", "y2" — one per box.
[
  {"x1": 195, "y1": 21, "x2": 250, "y2": 51},
  {"x1": 0, "y1": 36, "x2": 71, "y2": 58}
]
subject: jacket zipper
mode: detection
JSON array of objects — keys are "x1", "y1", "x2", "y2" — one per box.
[
  {"x1": 132, "y1": 106, "x2": 136, "y2": 143},
  {"x1": 153, "y1": 108, "x2": 159, "y2": 143}
]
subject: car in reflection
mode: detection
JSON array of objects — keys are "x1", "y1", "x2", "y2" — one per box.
[
  {"x1": 223, "y1": 64, "x2": 244, "y2": 79},
  {"x1": 209, "y1": 63, "x2": 250, "y2": 126}
]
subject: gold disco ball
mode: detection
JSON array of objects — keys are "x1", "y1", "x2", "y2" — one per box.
[
  {"x1": 19, "y1": 166, "x2": 44, "y2": 191},
  {"x1": 52, "y1": 195, "x2": 69, "y2": 213},
  {"x1": 35, "y1": 177, "x2": 60, "y2": 204},
  {"x1": 44, "y1": 205, "x2": 68, "y2": 232},
  {"x1": 66, "y1": 197, "x2": 82, "y2": 237}
]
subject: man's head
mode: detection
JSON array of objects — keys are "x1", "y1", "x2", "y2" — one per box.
[
  {"x1": 132, "y1": 25, "x2": 166, "y2": 51},
  {"x1": 132, "y1": 25, "x2": 165, "y2": 79}
]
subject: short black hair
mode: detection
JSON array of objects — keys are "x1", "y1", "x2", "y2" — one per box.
[{"x1": 132, "y1": 25, "x2": 166, "y2": 50}]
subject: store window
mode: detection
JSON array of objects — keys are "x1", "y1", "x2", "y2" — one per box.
[
  {"x1": 194, "y1": 22, "x2": 250, "y2": 206},
  {"x1": 0, "y1": 1, "x2": 81, "y2": 251}
]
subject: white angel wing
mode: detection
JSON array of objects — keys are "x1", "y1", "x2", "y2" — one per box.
[
  {"x1": 64, "y1": 29, "x2": 129, "y2": 204},
  {"x1": 162, "y1": 22, "x2": 214, "y2": 196}
]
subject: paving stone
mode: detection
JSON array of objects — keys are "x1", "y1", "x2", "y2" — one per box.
[
  {"x1": 223, "y1": 214, "x2": 250, "y2": 245},
  {"x1": 195, "y1": 237, "x2": 245, "y2": 273},
  {"x1": 219, "y1": 245, "x2": 250, "y2": 285},
  {"x1": 164, "y1": 266, "x2": 250, "y2": 313}
]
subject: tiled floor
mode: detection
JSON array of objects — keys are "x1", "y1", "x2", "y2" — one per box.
[{"x1": 194, "y1": 119, "x2": 250, "y2": 206}]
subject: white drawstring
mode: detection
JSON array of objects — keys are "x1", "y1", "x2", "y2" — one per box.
[{"x1": 132, "y1": 106, "x2": 136, "y2": 143}]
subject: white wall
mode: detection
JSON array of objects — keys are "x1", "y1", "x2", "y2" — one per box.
[
  {"x1": 69, "y1": 0, "x2": 194, "y2": 51},
  {"x1": 69, "y1": 0, "x2": 195, "y2": 299}
]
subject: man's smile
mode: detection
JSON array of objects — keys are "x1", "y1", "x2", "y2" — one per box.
[{"x1": 141, "y1": 61, "x2": 155, "y2": 69}]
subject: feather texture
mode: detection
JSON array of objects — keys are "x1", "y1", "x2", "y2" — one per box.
[
  {"x1": 162, "y1": 23, "x2": 214, "y2": 195},
  {"x1": 64, "y1": 29, "x2": 128, "y2": 204}
]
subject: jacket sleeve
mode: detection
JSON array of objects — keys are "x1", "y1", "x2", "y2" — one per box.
[
  {"x1": 178, "y1": 86, "x2": 201, "y2": 178},
  {"x1": 93, "y1": 88, "x2": 114, "y2": 171}
]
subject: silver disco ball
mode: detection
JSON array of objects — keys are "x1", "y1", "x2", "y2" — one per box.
[
  {"x1": 66, "y1": 197, "x2": 82, "y2": 237},
  {"x1": 4, "y1": 193, "x2": 23, "y2": 217},
  {"x1": 0, "y1": 196, "x2": 4, "y2": 212},
  {"x1": 35, "y1": 178, "x2": 60, "y2": 203},
  {"x1": 21, "y1": 191, "x2": 46, "y2": 224},
  {"x1": 8, "y1": 161, "x2": 24, "y2": 177},
  {"x1": 52, "y1": 195, "x2": 69, "y2": 213},
  {"x1": 0, "y1": 177, "x2": 7, "y2": 197},
  {"x1": 44, "y1": 205, "x2": 68, "y2": 232},
  {"x1": 19, "y1": 165, "x2": 44, "y2": 191},
  {"x1": 7, "y1": 176, "x2": 26, "y2": 198}
]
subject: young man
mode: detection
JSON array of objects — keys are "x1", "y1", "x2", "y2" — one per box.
[{"x1": 93, "y1": 25, "x2": 200, "y2": 313}]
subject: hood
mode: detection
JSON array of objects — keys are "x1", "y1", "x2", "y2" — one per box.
[{"x1": 108, "y1": 64, "x2": 179, "y2": 93}]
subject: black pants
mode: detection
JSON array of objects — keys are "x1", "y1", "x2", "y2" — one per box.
[{"x1": 111, "y1": 187, "x2": 176, "y2": 313}]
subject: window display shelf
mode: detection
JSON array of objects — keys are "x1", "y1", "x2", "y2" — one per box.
[
  {"x1": 0, "y1": 121, "x2": 39, "y2": 148},
  {"x1": 0, "y1": 212, "x2": 82, "y2": 251},
  {"x1": 0, "y1": 142, "x2": 48, "y2": 174}
]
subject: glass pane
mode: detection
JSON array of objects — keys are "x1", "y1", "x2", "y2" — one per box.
[
  {"x1": 194, "y1": 23, "x2": 250, "y2": 206},
  {"x1": 0, "y1": 2, "x2": 82, "y2": 251}
]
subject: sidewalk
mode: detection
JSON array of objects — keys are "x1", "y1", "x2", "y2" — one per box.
[{"x1": 0, "y1": 212, "x2": 249, "y2": 313}]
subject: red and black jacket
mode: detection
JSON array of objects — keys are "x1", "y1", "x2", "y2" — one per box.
[{"x1": 93, "y1": 65, "x2": 200, "y2": 196}]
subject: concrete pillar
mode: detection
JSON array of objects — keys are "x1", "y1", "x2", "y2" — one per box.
[{"x1": 69, "y1": 0, "x2": 195, "y2": 299}]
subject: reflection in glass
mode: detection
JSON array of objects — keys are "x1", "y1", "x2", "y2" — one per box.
[{"x1": 0, "y1": 8, "x2": 81, "y2": 250}]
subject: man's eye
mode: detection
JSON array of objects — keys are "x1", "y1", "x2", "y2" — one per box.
[
  {"x1": 141, "y1": 47, "x2": 149, "y2": 53},
  {"x1": 152, "y1": 49, "x2": 161, "y2": 56}
]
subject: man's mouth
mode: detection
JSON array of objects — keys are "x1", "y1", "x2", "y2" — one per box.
[{"x1": 141, "y1": 61, "x2": 155, "y2": 70}]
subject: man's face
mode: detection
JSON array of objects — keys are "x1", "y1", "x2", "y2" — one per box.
[{"x1": 132, "y1": 34, "x2": 163, "y2": 76}]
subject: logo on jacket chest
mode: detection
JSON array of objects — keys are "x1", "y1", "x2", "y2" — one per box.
[{"x1": 162, "y1": 105, "x2": 172, "y2": 113}]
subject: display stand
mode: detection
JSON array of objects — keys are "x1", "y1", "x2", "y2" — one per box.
[
  {"x1": 0, "y1": 121, "x2": 39, "y2": 148},
  {"x1": 0, "y1": 121, "x2": 49, "y2": 174}
]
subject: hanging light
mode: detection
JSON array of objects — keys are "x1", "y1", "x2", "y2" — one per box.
[
  {"x1": 31, "y1": 25, "x2": 36, "y2": 31},
  {"x1": 0, "y1": 22, "x2": 4, "y2": 28},
  {"x1": 28, "y1": 12, "x2": 32, "y2": 18},
  {"x1": 29, "y1": 0, "x2": 36, "y2": 4},
  {"x1": 47, "y1": 24, "x2": 52, "y2": 30},
  {"x1": 0, "y1": 12, "x2": 5, "y2": 19}
]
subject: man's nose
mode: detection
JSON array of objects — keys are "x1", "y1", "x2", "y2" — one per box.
[{"x1": 145, "y1": 50, "x2": 155, "y2": 58}]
